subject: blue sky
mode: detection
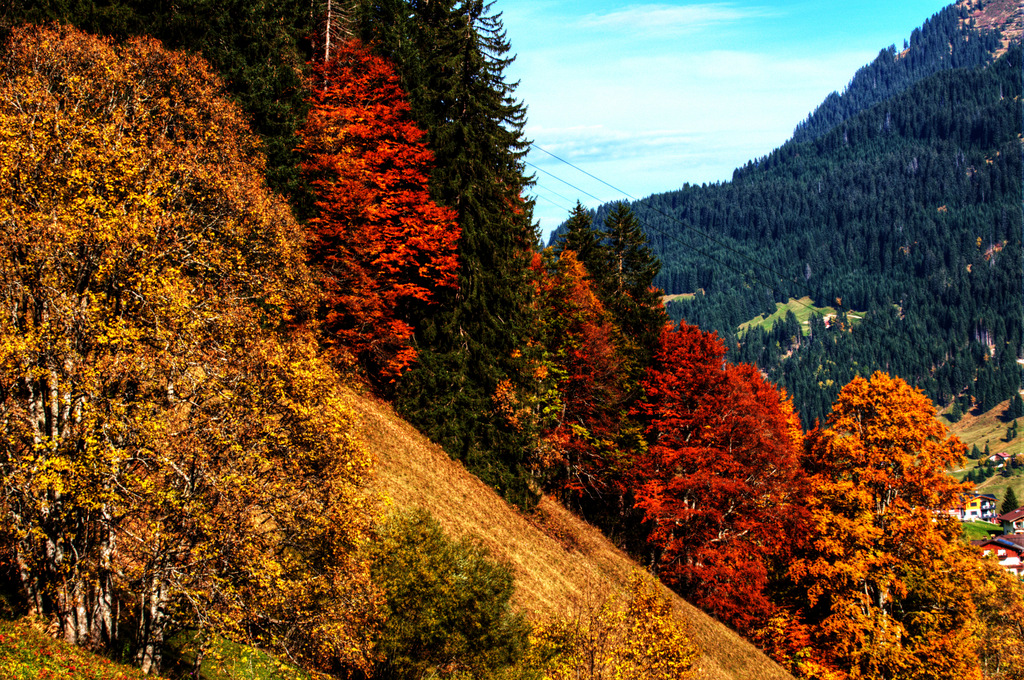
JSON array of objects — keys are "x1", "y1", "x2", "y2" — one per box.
[{"x1": 500, "y1": 0, "x2": 955, "y2": 240}]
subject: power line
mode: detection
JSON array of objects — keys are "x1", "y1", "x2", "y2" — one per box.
[
  {"x1": 529, "y1": 191, "x2": 571, "y2": 213},
  {"x1": 531, "y1": 181, "x2": 576, "y2": 206},
  {"x1": 532, "y1": 145, "x2": 638, "y2": 201},
  {"x1": 528, "y1": 143, "x2": 832, "y2": 320},
  {"x1": 525, "y1": 161, "x2": 607, "y2": 205},
  {"x1": 527, "y1": 156, "x2": 777, "y2": 304}
]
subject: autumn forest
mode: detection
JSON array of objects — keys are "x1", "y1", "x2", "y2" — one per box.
[{"x1": 0, "y1": 1, "x2": 1021, "y2": 680}]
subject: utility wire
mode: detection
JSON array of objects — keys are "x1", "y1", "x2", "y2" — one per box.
[
  {"x1": 527, "y1": 158, "x2": 775, "y2": 308},
  {"x1": 529, "y1": 143, "x2": 839, "y2": 321},
  {"x1": 530, "y1": 191, "x2": 572, "y2": 213},
  {"x1": 525, "y1": 161, "x2": 607, "y2": 205},
  {"x1": 532, "y1": 181, "x2": 576, "y2": 206}
]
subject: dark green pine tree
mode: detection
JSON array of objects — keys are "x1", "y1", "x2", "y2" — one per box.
[
  {"x1": 554, "y1": 201, "x2": 604, "y2": 270},
  {"x1": 595, "y1": 202, "x2": 668, "y2": 383},
  {"x1": 1009, "y1": 394, "x2": 1024, "y2": 419},
  {"x1": 361, "y1": 0, "x2": 539, "y2": 506},
  {"x1": 1002, "y1": 487, "x2": 1020, "y2": 515}
]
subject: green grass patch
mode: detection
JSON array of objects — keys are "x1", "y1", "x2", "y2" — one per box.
[
  {"x1": 0, "y1": 618, "x2": 152, "y2": 680},
  {"x1": 944, "y1": 396, "x2": 1024, "y2": 509},
  {"x1": 0, "y1": 619, "x2": 315, "y2": 680},
  {"x1": 737, "y1": 296, "x2": 864, "y2": 336},
  {"x1": 166, "y1": 632, "x2": 314, "y2": 680},
  {"x1": 942, "y1": 398, "x2": 1024, "y2": 459},
  {"x1": 973, "y1": 474, "x2": 1024, "y2": 510},
  {"x1": 661, "y1": 293, "x2": 696, "y2": 304},
  {"x1": 962, "y1": 521, "x2": 1003, "y2": 541}
]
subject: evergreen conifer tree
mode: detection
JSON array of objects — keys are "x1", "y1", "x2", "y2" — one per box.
[
  {"x1": 1003, "y1": 487, "x2": 1020, "y2": 515},
  {"x1": 360, "y1": 0, "x2": 538, "y2": 505},
  {"x1": 1009, "y1": 394, "x2": 1024, "y2": 419},
  {"x1": 556, "y1": 201, "x2": 604, "y2": 272},
  {"x1": 594, "y1": 202, "x2": 667, "y2": 383}
]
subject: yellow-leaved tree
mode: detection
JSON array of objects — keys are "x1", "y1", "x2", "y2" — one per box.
[
  {"x1": 771, "y1": 372, "x2": 981, "y2": 680},
  {"x1": 0, "y1": 24, "x2": 375, "y2": 675},
  {"x1": 531, "y1": 572, "x2": 697, "y2": 680}
]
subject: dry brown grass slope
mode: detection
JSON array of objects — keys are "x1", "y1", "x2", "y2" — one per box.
[{"x1": 341, "y1": 386, "x2": 796, "y2": 680}]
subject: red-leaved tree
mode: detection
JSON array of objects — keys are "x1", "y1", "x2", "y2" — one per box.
[
  {"x1": 298, "y1": 39, "x2": 459, "y2": 385},
  {"x1": 632, "y1": 321, "x2": 805, "y2": 633}
]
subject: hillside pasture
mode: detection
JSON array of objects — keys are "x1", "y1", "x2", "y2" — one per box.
[
  {"x1": 737, "y1": 296, "x2": 864, "y2": 336},
  {"x1": 342, "y1": 385, "x2": 796, "y2": 680}
]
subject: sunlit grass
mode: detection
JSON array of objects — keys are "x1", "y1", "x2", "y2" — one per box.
[
  {"x1": 0, "y1": 618, "x2": 151, "y2": 680},
  {"x1": 738, "y1": 296, "x2": 864, "y2": 336}
]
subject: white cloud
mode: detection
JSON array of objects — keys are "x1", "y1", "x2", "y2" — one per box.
[{"x1": 579, "y1": 3, "x2": 770, "y2": 36}]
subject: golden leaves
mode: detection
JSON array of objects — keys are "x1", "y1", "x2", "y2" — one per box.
[
  {"x1": 530, "y1": 572, "x2": 697, "y2": 680},
  {"x1": 0, "y1": 23, "x2": 373, "y2": 671},
  {"x1": 780, "y1": 372, "x2": 985, "y2": 680}
]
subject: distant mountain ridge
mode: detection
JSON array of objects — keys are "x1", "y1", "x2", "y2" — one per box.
[
  {"x1": 790, "y1": 2, "x2": 1001, "y2": 144},
  {"x1": 549, "y1": 2, "x2": 1021, "y2": 426}
]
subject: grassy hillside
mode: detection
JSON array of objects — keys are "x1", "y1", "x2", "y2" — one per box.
[
  {"x1": 944, "y1": 396, "x2": 1024, "y2": 509},
  {"x1": 342, "y1": 386, "x2": 796, "y2": 680},
  {"x1": 0, "y1": 618, "x2": 155, "y2": 680},
  {"x1": 944, "y1": 396, "x2": 1024, "y2": 458},
  {"x1": 736, "y1": 296, "x2": 866, "y2": 336}
]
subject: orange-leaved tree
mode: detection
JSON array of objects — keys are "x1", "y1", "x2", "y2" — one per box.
[
  {"x1": 0, "y1": 24, "x2": 375, "y2": 675},
  {"x1": 631, "y1": 321, "x2": 805, "y2": 633},
  {"x1": 775, "y1": 372, "x2": 981, "y2": 680},
  {"x1": 528, "y1": 248, "x2": 628, "y2": 499},
  {"x1": 298, "y1": 38, "x2": 459, "y2": 386}
]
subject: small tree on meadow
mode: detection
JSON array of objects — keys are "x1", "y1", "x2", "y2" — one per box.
[{"x1": 1002, "y1": 487, "x2": 1021, "y2": 515}]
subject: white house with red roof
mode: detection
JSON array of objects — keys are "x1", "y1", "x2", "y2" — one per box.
[
  {"x1": 997, "y1": 506, "x2": 1024, "y2": 534},
  {"x1": 972, "y1": 535, "x2": 1024, "y2": 576}
]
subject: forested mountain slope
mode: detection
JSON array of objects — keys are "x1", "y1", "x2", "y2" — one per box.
[
  {"x1": 790, "y1": 1, "x2": 1000, "y2": 144},
  {"x1": 560, "y1": 37, "x2": 1021, "y2": 426}
]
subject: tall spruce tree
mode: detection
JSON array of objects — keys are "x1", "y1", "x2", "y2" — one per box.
[
  {"x1": 1009, "y1": 394, "x2": 1024, "y2": 419},
  {"x1": 1003, "y1": 487, "x2": 1020, "y2": 515},
  {"x1": 597, "y1": 202, "x2": 667, "y2": 383},
  {"x1": 361, "y1": 0, "x2": 538, "y2": 505},
  {"x1": 555, "y1": 201, "x2": 604, "y2": 271}
]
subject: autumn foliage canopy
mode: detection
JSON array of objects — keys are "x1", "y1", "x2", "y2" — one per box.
[
  {"x1": 298, "y1": 38, "x2": 459, "y2": 384},
  {"x1": 632, "y1": 321, "x2": 805, "y2": 632},
  {"x1": 1, "y1": 11, "x2": 1021, "y2": 680},
  {"x1": 0, "y1": 24, "x2": 374, "y2": 674}
]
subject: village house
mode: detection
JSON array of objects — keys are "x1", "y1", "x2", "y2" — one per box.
[
  {"x1": 997, "y1": 506, "x2": 1024, "y2": 534},
  {"x1": 962, "y1": 493, "x2": 999, "y2": 521},
  {"x1": 987, "y1": 451, "x2": 1015, "y2": 467},
  {"x1": 973, "y1": 535, "x2": 1024, "y2": 577}
]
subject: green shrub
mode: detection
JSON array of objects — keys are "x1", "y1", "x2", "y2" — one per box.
[{"x1": 370, "y1": 509, "x2": 530, "y2": 679}]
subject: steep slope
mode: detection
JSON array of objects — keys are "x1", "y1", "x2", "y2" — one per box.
[
  {"x1": 960, "y1": 0, "x2": 1023, "y2": 56},
  {"x1": 341, "y1": 385, "x2": 796, "y2": 680}
]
